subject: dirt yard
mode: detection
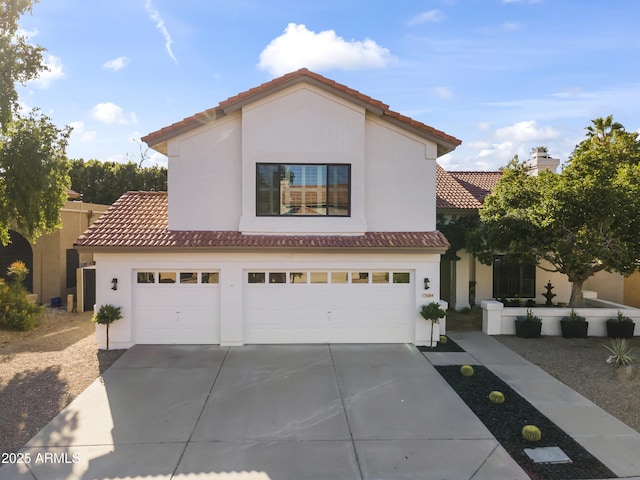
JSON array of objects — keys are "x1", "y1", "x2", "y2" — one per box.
[{"x1": 0, "y1": 308, "x2": 125, "y2": 454}]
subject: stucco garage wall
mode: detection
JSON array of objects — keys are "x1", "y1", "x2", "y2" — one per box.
[{"x1": 93, "y1": 250, "x2": 442, "y2": 349}]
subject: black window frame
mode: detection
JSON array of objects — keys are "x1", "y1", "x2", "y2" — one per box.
[
  {"x1": 256, "y1": 163, "x2": 351, "y2": 217},
  {"x1": 492, "y1": 256, "x2": 536, "y2": 299}
]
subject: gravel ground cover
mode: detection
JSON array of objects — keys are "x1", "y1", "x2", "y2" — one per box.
[
  {"x1": 0, "y1": 308, "x2": 125, "y2": 455},
  {"x1": 437, "y1": 364, "x2": 616, "y2": 479},
  {"x1": 496, "y1": 335, "x2": 640, "y2": 433},
  {"x1": 417, "y1": 336, "x2": 465, "y2": 352}
]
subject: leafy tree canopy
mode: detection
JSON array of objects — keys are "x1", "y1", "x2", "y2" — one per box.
[
  {"x1": 437, "y1": 213, "x2": 479, "y2": 261},
  {"x1": 0, "y1": 111, "x2": 71, "y2": 245},
  {"x1": 0, "y1": 0, "x2": 45, "y2": 131},
  {"x1": 468, "y1": 116, "x2": 640, "y2": 307},
  {"x1": 68, "y1": 159, "x2": 167, "y2": 205}
]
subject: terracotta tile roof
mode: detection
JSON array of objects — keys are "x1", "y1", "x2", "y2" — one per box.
[
  {"x1": 141, "y1": 68, "x2": 461, "y2": 157},
  {"x1": 448, "y1": 171, "x2": 503, "y2": 204},
  {"x1": 75, "y1": 191, "x2": 449, "y2": 250},
  {"x1": 436, "y1": 165, "x2": 482, "y2": 209},
  {"x1": 436, "y1": 165, "x2": 502, "y2": 209}
]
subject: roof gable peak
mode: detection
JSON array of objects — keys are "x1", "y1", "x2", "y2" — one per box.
[{"x1": 141, "y1": 69, "x2": 461, "y2": 156}]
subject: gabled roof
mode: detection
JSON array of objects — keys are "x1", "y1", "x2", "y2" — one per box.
[
  {"x1": 75, "y1": 191, "x2": 450, "y2": 251},
  {"x1": 141, "y1": 68, "x2": 461, "y2": 157},
  {"x1": 436, "y1": 165, "x2": 502, "y2": 210}
]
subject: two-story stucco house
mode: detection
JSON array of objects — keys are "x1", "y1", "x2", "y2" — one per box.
[{"x1": 76, "y1": 69, "x2": 461, "y2": 349}]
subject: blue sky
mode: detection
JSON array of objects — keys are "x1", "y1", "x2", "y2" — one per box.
[{"x1": 16, "y1": 0, "x2": 640, "y2": 170}]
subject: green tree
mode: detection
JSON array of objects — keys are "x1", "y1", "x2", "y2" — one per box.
[
  {"x1": 0, "y1": 0, "x2": 46, "y2": 131},
  {"x1": 0, "y1": 111, "x2": 71, "y2": 245},
  {"x1": 68, "y1": 159, "x2": 167, "y2": 204},
  {"x1": 469, "y1": 117, "x2": 640, "y2": 307}
]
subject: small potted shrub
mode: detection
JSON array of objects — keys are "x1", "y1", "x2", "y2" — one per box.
[
  {"x1": 93, "y1": 304, "x2": 122, "y2": 350},
  {"x1": 515, "y1": 309, "x2": 542, "y2": 338},
  {"x1": 560, "y1": 308, "x2": 588, "y2": 338},
  {"x1": 606, "y1": 311, "x2": 636, "y2": 339},
  {"x1": 420, "y1": 302, "x2": 446, "y2": 347}
]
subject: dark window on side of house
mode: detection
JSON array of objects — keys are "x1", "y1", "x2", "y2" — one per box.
[
  {"x1": 256, "y1": 163, "x2": 350, "y2": 216},
  {"x1": 492, "y1": 256, "x2": 536, "y2": 298},
  {"x1": 66, "y1": 249, "x2": 79, "y2": 288}
]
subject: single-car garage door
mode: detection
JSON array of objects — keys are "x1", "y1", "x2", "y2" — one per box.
[
  {"x1": 244, "y1": 270, "x2": 413, "y2": 343},
  {"x1": 133, "y1": 270, "x2": 220, "y2": 344}
]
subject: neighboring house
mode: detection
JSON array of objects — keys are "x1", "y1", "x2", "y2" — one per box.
[
  {"x1": 0, "y1": 191, "x2": 109, "y2": 306},
  {"x1": 436, "y1": 150, "x2": 629, "y2": 310},
  {"x1": 624, "y1": 272, "x2": 640, "y2": 308},
  {"x1": 75, "y1": 68, "x2": 461, "y2": 349}
]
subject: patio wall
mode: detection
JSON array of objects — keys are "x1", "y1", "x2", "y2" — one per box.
[{"x1": 481, "y1": 291, "x2": 640, "y2": 337}]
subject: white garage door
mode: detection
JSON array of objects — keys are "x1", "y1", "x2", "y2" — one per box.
[
  {"x1": 244, "y1": 270, "x2": 413, "y2": 343},
  {"x1": 133, "y1": 271, "x2": 220, "y2": 344}
]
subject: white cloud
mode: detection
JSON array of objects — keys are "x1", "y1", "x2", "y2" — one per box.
[
  {"x1": 408, "y1": 10, "x2": 445, "y2": 26},
  {"x1": 103, "y1": 56, "x2": 130, "y2": 71},
  {"x1": 258, "y1": 23, "x2": 394, "y2": 77},
  {"x1": 17, "y1": 27, "x2": 38, "y2": 38},
  {"x1": 495, "y1": 120, "x2": 560, "y2": 142},
  {"x1": 30, "y1": 55, "x2": 64, "y2": 88},
  {"x1": 144, "y1": 0, "x2": 178, "y2": 64},
  {"x1": 69, "y1": 121, "x2": 97, "y2": 142},
  {"x1": 91, "y1": 102, "x2": 138, "y2": 125},
  {"x1": 431, "y1": 86, "x2": 453, "y2": 99}
]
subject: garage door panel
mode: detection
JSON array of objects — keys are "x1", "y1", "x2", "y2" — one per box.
[
  {"x1": 244, "y1": 274, "x2": 414, "y2": 344},
  {"x1": 134, "y1": 274, "x2": 220, "y2": 344}
]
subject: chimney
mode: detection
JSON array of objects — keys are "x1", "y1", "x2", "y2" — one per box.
[{"x1": 529, "y1": 147, "x2": 560, "y2": 175}]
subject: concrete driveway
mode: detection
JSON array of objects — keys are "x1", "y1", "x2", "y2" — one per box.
[{"x1": 1, "y1": 344, "x2": 528, "y2": 480}]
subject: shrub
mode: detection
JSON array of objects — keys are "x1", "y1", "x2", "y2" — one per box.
[
  {"x1": 615, "y1": 310, "x2": 633, "y2": 323},
  {"x1": 562, "y1": 308, "x2": 586, "y2": 322},
  {"x1": 420, "y1": 302, "x2": 446, "y2": 347},
  {"x1": 517, "y1": 309, "x2": 542, "y2": 323},
  {"x1": 604, "y1": 338, "x2": 635, "y2": 368},
  {"x1": 439, "y1": 335, "x2": 448, "y2": 344},
  {"x1": 7, "y1": 260, "x2": 29, "y2": 286},
  {"x1": 0, "y1": 281, "x2": 42, "y2": 331},
  {"x1": 93, "y1": 304, "x2": 122, "y2": 350}
]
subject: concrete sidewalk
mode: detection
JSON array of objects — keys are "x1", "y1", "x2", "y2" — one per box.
[{"x1": 1, "y1": 336, "x2": 639, "y2": 479}]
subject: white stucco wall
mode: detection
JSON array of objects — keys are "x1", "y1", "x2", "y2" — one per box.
[
  {"x1": 93, "y1": 250, "x2": 442, "y2": 349},
  {"x1": 167, "y1": 112, "x2": 242, "y2": 231},
  {"x1": 166, "y1": 82, "x2": 439, "y2": 235},
  {"x1": 365, "y1": 117, "x2": 437, "y2": 232},
  {"x1": 239, "y1": 84, "x2": 367, "y2": 234}
]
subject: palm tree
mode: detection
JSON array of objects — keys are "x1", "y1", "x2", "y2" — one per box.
[{"x1": 586, "y1": 115, "x2": 624, "y2": 143}]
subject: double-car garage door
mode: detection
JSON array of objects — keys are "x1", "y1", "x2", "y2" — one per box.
[{"x1": 133, "y1": 269, "x2": 413, "y2": 344}]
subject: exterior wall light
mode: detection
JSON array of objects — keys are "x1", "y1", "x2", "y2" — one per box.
[
  {"x1": 111, "y1": 278, "x2": 118, "y2": 291},
  {"x1": 424, "y1": 277, "x2": 430, "y2": 290}
]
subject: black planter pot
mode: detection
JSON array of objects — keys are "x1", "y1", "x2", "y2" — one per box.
[
  {"x1": 515, "y1": 320, "x2": 542, "y2": 338},
  {"x1": 560, "y1": 319, "x2": 589, "y2": 338},
  {"x1": 606, "y1": 320, "x2": 636, "y2": 339}
]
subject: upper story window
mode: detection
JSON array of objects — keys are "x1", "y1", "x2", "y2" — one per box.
[{"x1": 256, "y1": 163, "x2": 350, "y2": 216}]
